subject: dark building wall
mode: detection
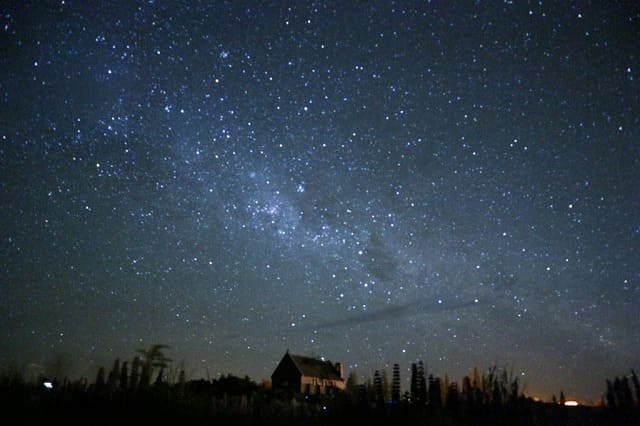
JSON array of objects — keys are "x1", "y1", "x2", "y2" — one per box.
[{"x1": 271, "y1": 353, "x2": 302, "y2": 391}]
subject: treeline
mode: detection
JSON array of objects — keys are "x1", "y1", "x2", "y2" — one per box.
[
  {"x1": 1, "y1": 348, "x2": 639, "y2": 426},
  {"x1": 347, "y1": 362, "x2": 523, "y2": 409},
  {"x1": 342, "y1": 361, "x2": 640, "y2": 425},
  {"x1": 605, "y1": 369, "x2": 640, "y2": 409}
]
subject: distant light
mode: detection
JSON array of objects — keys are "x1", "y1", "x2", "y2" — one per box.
[
  {"x1": 564, "y1": 400, "x2": 579, "y2": 407},
  {"x1": 43, "y1": 381, "x2": 53, "y2": 389}
]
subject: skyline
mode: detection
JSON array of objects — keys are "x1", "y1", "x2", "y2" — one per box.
[{"x1": 1, "y1": 1, "x2": 639, "y2": 403}]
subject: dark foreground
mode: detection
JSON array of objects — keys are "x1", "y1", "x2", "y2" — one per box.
[{"x1": 3, "y1": 380, "x2": 638, "y2": 426}]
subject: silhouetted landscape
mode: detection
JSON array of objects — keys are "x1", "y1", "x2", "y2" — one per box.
[
  {"x1": 2, "y1": 346, "x2": 639, "y2": 426},
  {"x1": 3, "y1": 3, "x2": 639, "y2": 426}
]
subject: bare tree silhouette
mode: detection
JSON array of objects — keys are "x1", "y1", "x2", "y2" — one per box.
[
  {"x1": 136, "y1": 344, "x2": 172, "y2": 387},
  {"x1": 391, "y1": 363, "x2": 401, "y2": 404}
]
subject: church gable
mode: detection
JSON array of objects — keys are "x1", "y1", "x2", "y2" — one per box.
[{"x1": 271, "y1": 352, "x2": 345, "y2": 394}]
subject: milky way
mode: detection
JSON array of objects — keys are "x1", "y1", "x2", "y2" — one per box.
[{"x1": 1, "y1": 1, "x2": 639, "y2": 402}]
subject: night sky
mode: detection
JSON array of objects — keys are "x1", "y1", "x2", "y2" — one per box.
[{"x1": 1, "y1": 1, "x2": 639, "y2": 403}]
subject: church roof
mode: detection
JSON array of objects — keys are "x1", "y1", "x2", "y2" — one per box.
[{"x1": 287, "y1": 353, "x2": 343, "y2": 381}]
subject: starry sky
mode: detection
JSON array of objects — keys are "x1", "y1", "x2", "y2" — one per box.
[{"x1": 1, "y1": 0, "x2": 639, "y2": 403}]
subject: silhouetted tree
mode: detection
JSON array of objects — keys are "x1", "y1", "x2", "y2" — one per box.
[
  {"x1": 373, "y1": 370, "x2": 384, "y2": 406},
  {"x1": 357, "y1": 384, "x2": 368, "y2": 405},
  {"x1": 130, "y1": 356, "x2": 141, "y2": 389},
  {"x1": 410, "y1": 363, "x2": 418, "y2": 402},
  {"x1": 446, "y1": 382, "x2": 459, "y2": 410},
  {"x1": 606, "y1": 380, "x2": 616, "y2": 408},
  {"x1": 510, "y1": 375, "x2": 519, "y2": 404},
  {"x1": 137, "y1": 344, "x2": 171, "y2": 387},
  {"x1": 139, "y1": 361, "x2": 151, "y2": 388},
  {"x1": 443, "y1": 374, "x2": 450, "y2": 404},
  {"x1": 417, "y1": 361, "x2": 427, "y2": 404},
  {"x1": 492, "y1": 380, "x2": 502, "y2": 406},
  {"x1": 107, "y1": 358, "x2": 120, "y2": 389},
  {"x1": 119, "y1": 361, "x2": 128, "y2": 390},
  {"x1": 167, "y1": 358, "x2": 186, "y2": 384},
  {"x1": 391, "y1": 363, "x2": 401, "y2": 404},
  {"x1": 615, "y1": 376, "x2": 634, "y2": 408},
  {"x1": 606, "y1": 372, "x2": 640, "y2": 409},
  {"x1": 381, "y1": 369, "x2": 390, "y2": 401},
  {"x1": 472, "y1": 367, "x2": 481, "y2": 388},
  {"x1": 428, "y1": 375, "x2": 442, "y2": 408},
  {"x1": 177, "y1": 368, "x2": 186, "y2": 396},
  {"x1": 631, "y1": 370, "x2": 640, "y2": 406},
  {"x1": 462, "y1": 375, "x2": 474, "y2": 406},
  {"x1": 500, "y1": 369, "x2": 509, "y2": 403},
  {"x1": 483, "y1": 366, "x2": 495, "y2": 404},
  {"x1": 472, "y1": 367, "x2": 484, "y2": 404},
  {"x1": 95, "y1": 367, "x2": 106, "y2": 389},
  {"x1": 410, "y1": 361, "x2": 426, "y2": 403},
  {"x1": 154, "y1": 366, "x2": 165, "y2": 387}
]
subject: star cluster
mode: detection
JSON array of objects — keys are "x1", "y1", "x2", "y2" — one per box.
[{"x1": 1, "y1": 1, "x2": 639, "y2": 402}]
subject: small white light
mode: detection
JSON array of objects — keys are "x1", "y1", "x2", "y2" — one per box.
[
  {"x1": 564, "y1": 400, "x2": 578, "y2": 407},
  {"x1": 43, "y1": 381, "x2": 53, "y2": 389}
]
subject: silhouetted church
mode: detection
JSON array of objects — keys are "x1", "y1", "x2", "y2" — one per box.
[{"x1": 271, "y1": 351, "x2": 345, "y2": 394}]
